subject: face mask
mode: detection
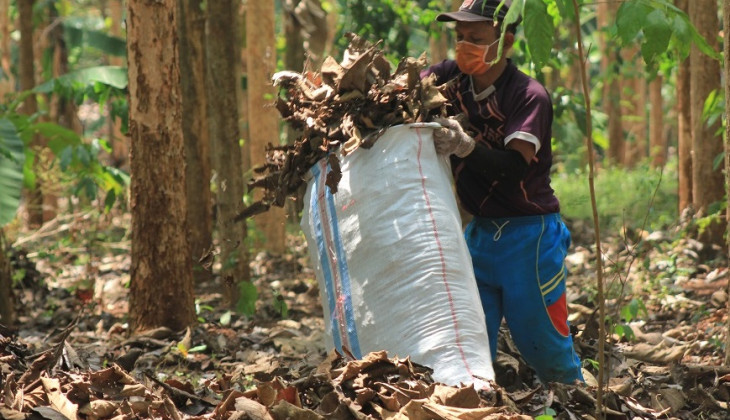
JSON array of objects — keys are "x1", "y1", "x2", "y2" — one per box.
[{"x1": 455, "y1": 39, "x2": 500, "y2": 75}]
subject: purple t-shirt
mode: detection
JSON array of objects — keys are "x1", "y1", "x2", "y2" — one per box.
[{"x1": 422, "y1": 59, "x2": 560, "y2": 218}]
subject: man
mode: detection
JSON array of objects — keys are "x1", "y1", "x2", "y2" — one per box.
[{"x1": 422, "y1": 0, "x2": 584, "y2": 384}]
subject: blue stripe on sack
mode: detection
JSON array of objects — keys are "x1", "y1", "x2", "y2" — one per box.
[
  {"x1": 323, "y1": 180, "x2": 362, "y2": 359},
  {"x1": 310, "y1": 163, "x2": 343, "y2": 352}
]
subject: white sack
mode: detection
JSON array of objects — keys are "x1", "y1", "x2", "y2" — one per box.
[{"x1": 300, "y1": 124, "x2": 494, "y2": 386}]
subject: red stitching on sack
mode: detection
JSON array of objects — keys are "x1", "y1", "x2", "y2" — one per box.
[
  {"x1": 317, "y1": 160, "x2": 349, "y2": 348},
  {"x1": 414, "y1": 128, "x2": 474, "y2": 377}
]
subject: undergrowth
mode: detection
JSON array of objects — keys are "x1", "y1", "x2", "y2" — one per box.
[{"x1": 552, "y1": 159, "x2": 678, "y2": 233}]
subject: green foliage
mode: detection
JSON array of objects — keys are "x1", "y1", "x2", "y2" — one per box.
[
  {"x1": 614, "y1": 0, "x2": 719, "y2": 69},
  {"x1": 553, "y1": 161, "x2": 678, "y2": 233},
  {"x1": 237, "y1": 281, "x2": 259, "y2": 317},
  {"x1": 63, "y1": 22, "x2": 127, "y2": 58},
  {"x1": 0, "y1": 118, "x2": 25, "y2": 227},
  {"x1": 520, "y1": 0, "x2": 554, "y2": 70}
]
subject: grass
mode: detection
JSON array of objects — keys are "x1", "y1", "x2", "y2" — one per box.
[{"x1": 552, "y1": 159, "x2": 679, "y2": 233}]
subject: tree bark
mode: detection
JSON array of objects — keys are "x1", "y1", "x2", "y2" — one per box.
[
  {"x1": 107, "y1": 0, "x2": 128, "y2": 169},
  {"x1": 127, "y1": 0, "x2": 195, "y2": 331},
  {"x1": 690, "y1": 0, "x2": 724, "y2": 246},
  {"x1": 0, "y1": 232, "x2": 14, "y2": 325},
  {"x1": 18, "y1": 0, "x2": 44, "y2": 227},
  {"x1": 676, "y1": 0, "x2": 692, "y2": 214},
  {"x1": 207, "y1": 0, "x2": 250, "y2": 306},
  {"x1": 620, "y1": 47, "x2": 646, "y2": 169},
  {"x1": 597, "y1": 0, "x2": 623, "y2": 165},
  {"x1": 179, "y1": 0, "x2": 212, "y2": 276},
  {"x1": 246, "y1": 0, "x2": 287, "y2": 254},
  {"x1": 722, "y1": 0, "x2": 730, "y2": 366},
  {"x1": 649, "y1": 75, "x2": 665, "y2": 168},
  {"x1": 0, "y1": 0, "x2": 14, "y2": 98}
]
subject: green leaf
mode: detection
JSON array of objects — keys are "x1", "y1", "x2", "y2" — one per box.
[
  {"x1": 63, "y1": 24, "x2": 127, "y2": 57},
  {"x1": 553, "y1": 0, "x2": 574, "y2": 22},
  {"x1": 641, "y1": 9, "x2": 672, "y2": 65},
  {"x1": 524, "y1": 0, "x2": 554, "y2": 69},
  {"x1": 0, "y1": 118, "x2": 25, "y2": 227},
  {"x1": 237, "y1": 281, "x2": 258, "y2": 316},
  {"x1": 615, "y1": 1, "x2": 652, "y2": 44},
  {"x1": 671, "y1": 14, "x2": 692, "y2": 59},
  {"x1": 34, "y1": 66, "x2": 128, "y2": 94}
]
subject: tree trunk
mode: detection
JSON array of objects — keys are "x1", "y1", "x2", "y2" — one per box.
[
  {"x1": 597, "y1": 0, "x2": 623, "y2": 165},
  {"x1": 620, "y1": 47, "x2": 646, "y2": 169},
  {"x1": 0, "y1": 0, "x2": 14, "y2": 98},
  {"x1": 179, "y1": 0, "x2": 212, "y2": 277},
  {"x1": 207, "y1": 0, "x2": 250, "y2": 307},
  {"x1": 690, "y1": 0, "x2": 724, "y2": 246},
  {"x1": 246, "y1": 0, "x2": 287, "y2": 254},
  {"x1": 676, "y1": 0, "x2": 692, "y2": 214},
  {"x1": 127, "y1": 0, "x2": 195, "y2": 332},
  {"x1": 107, "y1": 0, "x2": 128, "y2": 169},
  {"x1": 723, "y1": 0, "x2": 730, "y2": 366},
  {"x1": 649, "y1": 75, "x2": 665, "y2": 168},
  {"x1": 19, "y1": 0, "x2": 44, "y2": 227},
  {"x1": 0, "y1": 232, "x2": 14, "y2": 325}
]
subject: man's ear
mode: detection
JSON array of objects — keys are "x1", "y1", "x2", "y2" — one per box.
[{"x1": 503, "y1": 31, "x2": 515, "y2": 49}]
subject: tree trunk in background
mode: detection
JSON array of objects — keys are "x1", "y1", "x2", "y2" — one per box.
[
  {"x1": 649, "y1": 75, "x2": 665, "y2": 168},
  {"x1": 19, "y1": 0, "x2": 44, "y2": 227},
  {"x1": 0, "y1": 233, "x2": 15, "y2": 325},
  {"x1": 284, "y1": 0, "x2": 306, "y2": 73},
  {"x1": 620, "y1": 47, "x2": 646, "y2": 168},
  {"x1": 127, "y1": 0, "x2": 195, "y2": 331},
  {"x1": 677, "y1": 0, "x2": 692, "y2": 214},
  {"x1": 247, "y1": 0, "x2": 287, "y2": 254},
  {"x1": 690, "y1": 0, "x2": 724, "y2": 246},
  {"x1": 179, "y1": 0, "x2": 212, "y2": 278},
  {"x1": 431, "y1": 0, "x2": 458, "y2": 64},
  {"x1": 0, "y1": 0, "x2": 14, "y2": 98},
  {"x1": 207, "y1": 0, "x2": 250, "y2": 306},
  {"x1": 723, "y1": 0, "x2": 730, "y2": 366},
  {"x1": 107, "y1": 0, "x2": 128, "y2": 169},
  {"x1": 239, "y1": 4, "x2": 250, "y2": 172},
  {"x1": 597, "y1": 0, "x2": 623, "y2": 165}
]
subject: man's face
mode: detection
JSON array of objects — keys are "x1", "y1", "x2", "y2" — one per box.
[{"x1": 455, "y1": 21, "x2": 501, "y2": 60}]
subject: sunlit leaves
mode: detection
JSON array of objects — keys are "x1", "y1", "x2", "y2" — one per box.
[
  {"x1": 523, "y1": 0, "x2": 554, "y2": 69},
  {"x1": 615, "y1": 0, "x2": 719, "y2": 68}
]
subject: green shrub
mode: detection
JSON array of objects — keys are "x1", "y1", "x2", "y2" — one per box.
[{"x1": 552, "y1": 159, "x2": 678, "y2": 233}]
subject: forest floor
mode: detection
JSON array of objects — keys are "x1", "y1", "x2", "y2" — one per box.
[{"x1": 1, "y1": 210, "x2": 730, "y2": 420}]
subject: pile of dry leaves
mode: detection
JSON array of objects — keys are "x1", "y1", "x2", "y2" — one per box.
[{"x1": 237, "y1": 34, "x2": 447, "y2": 220}]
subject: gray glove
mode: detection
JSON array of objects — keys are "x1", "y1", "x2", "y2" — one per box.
[{"x1": 432, "y1": 117, "x2": 476, "y2": 158}]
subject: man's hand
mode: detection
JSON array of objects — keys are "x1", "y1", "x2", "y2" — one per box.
[{"x1": 432, "y1": 117, "x2": 475, "y2": 158}]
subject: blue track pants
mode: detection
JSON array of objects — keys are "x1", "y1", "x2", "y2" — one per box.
[{"x1": 465, "y1": 213, "x2": 584, "y2": 384}]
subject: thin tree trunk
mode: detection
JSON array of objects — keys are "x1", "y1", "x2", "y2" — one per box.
[
  {"x1": 597, "y1": 0, "x2": 623, "y2": 165},
  {"x1": 247, "y1": 0, "x2": 287, "y2": 254},
  {"x1": 0, "y1": 232, "x2": 15, "y2": 325},
  {"x1": 207, "y1": 0, "x2": 250, "y2": 306},
  {"x1": 690, "y1": 0, "x2": 724, "y2": 246},
  {"x1": 649, "y1": 75, "x2": 665, "y2": 168},
  {"x1": 723, "y1": 0, "x2": 730, "y2": 366},
  {"x1": 179, "y1": 0, "x2": 212, "y2": 276},
  {"x1": 127, "y1": 0, "x2": 195, "y2": 331},
  {"x1": 676, "y1": 0, "x2": 692, "y2": 214},
  {"x1": 0, "y1": 0, "x2": 14, "y2": 98},
  {"x1": 18, "y1": 0, "x2": 44, "y2": 227},
  {"x1": 108, "y1": 0, "x2": 128, "y2": 169}
]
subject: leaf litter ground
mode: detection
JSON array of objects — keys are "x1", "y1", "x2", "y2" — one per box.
[{"x1": 1, "y1": 210, "x2": 730, "y2": 420}]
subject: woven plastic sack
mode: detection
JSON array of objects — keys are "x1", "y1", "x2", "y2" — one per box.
[{"x1": 300, "y1": 124, "x2": 494, "y2": 387}]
